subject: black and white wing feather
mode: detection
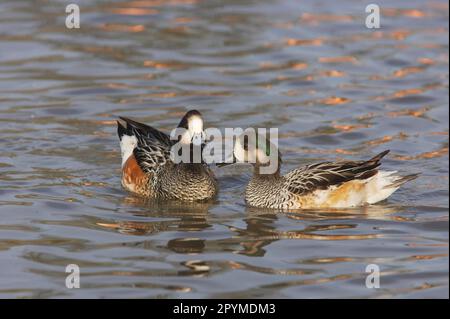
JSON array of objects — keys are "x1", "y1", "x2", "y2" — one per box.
[
  {"x1": 284, "y1": 150, "x2": 390, "y2": 196},
  {"x1": 119, "y1": 117, "x2": 173, "y2": 174}
]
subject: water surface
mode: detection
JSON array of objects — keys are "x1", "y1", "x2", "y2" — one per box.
[{"x1": 0, "y1": 0, "x2": 448, "y2": 298}]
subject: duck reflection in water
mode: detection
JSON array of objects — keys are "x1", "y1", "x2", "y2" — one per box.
[
  {"x1": 97, "y1": 194, "x2": 401, "y2": 257},
  {"x1": 96, "y1": 195, "x2": 212, "y2": 237},
  {"x1": 233, "y1": 204, "x2": 402, "y2": 256}
]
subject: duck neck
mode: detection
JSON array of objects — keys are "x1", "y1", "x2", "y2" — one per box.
[
  {"x1": 179, "y1": 162, "x2": 205, "y2": 171},
  {"x1": 253, "y1": 162, "x2": 281, "y2": 180},
  {"x1": 254, "y1": 151, "x2": 282, "y2": 177},
  {"x1": 247, "y1": 163, "x2": 282, "y2": 203}
]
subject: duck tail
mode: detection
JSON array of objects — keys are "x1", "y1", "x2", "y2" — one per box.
[
  {"x1": 117, "y1": 119, "x2": 132, "y2": 141},
  {"x1": 366, "y1": 171, "x2": 419, "y2": 204},
  {"x1": 383, "y1": 173, "x2": 420, "y2": 189},
  {"x1": 368, "y1": 150, "x2": 390, "y2": 163}
]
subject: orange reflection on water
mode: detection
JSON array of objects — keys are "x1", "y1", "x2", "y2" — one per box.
[
  {"x1": 375, "y1": 83, "x2": 441, "y2": 101},
  {"x1": 393, "y1": 66, "x2": 424, "y2": 78},
  {"x1": 285, "y1": 38, "x2": 323, "y2": 46},
  {"x1": 105, "y1": 83, "x2": 131, "y2": 89},
  {"x1": 393, "y1": 88, "x2": 424, "y2": 98},
  {"x1": 113, "y1": 0, "x2": 198, "y2": 8},
  {"x1": 300, "y1": 12, "x2": 353, "y2": 24},
  {"x1": 300, "y1": 148, "x2": 357, "y2": 156},
  {"x1": 370, "y1": 30, "x2": 405, "y2": 41},
  {"x1": 429, "y1": 131, "x2": 449, "y2": 136},
  {"x1": 96, "y1": 120, "x2": 117, "y2": 126},
  {"x1": 172, "y1": 17, "x2": 194, "y2": 24},
  {"x1": 394, "y1": 146, "x2": 449, "y2": 160},
  {"x1": 319, "y1": 70, "x2": 346, "y2": 78},
  {"x1": 318, "y1": 56, "x2": 357, "y2": 64},
  {"x1": 141, "y1": 90, "x2": 230, "y2": 98},
  {"x1": 367, "y1": 133, "x2": 408, "y2": 146},
  {"x1": 374, "y1": 29, "x2": 412, "y2": 41},
  {"x1": 258, "y1": 61, "x2": 308, "y2": 71},
  {"x1": 81, "y1": 46, "x2": 126, "y2": 59},
  {"x1": 163, "y1": 26, "x2": 190, "y2": 34},
  {"x1": 143, "y1": 60, "x2": 186, "y2": 69},
  {"x1": 332, "y1": 124, "x2": 369, "y2": 132},
  {"x1": 383, "y1": 8, "x2": 427, "y2": 18},
  {"x1": 388, "y1": 106, "x2": 430, "y2": 118},
  {"x1": 143, "y1": 60, "x2": 168, "y2": 68},
  {"x1": 280, "y1": 231, "x2": 379, "y2": 241},
  {"x1": 334, "y1": 148, "x2": 356, "y2": 155},
  {"x1": 410, "y1": 253, "x2": 448, "y2": 260},
  {"x1": 109, "y1": 8, "x2": 158, "y2": 15},
  {"x1": 259, "y1": 62, "x2": 274, "y2": 69},
  {"x1": 100, "y1": 24, "x2": 145, "y2": 32},
  {"x1": 145, "y1": 92, "x2": 178, "y2": 98},
  {"x1": 418, "y1": 57, "x2": 436, "y2": 65},
  {"x1": 291, "y1": 62, "x2": 308, "y2": 70},
  {"x1": 391, "y1": 30, "x2": 411, "y2": 40},
  {"x1": 320, "y1": 96, "x2": 351, "y2": 105},
  {"x1": 97, "y1": 222, "x2": 121, "y2": 229}
]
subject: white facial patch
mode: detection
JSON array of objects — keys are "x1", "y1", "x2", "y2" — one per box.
[
  {"x1": 120, "y1": 135, "x2": 137, "y2": 167},
  {"x1": 179, "y1": 115, "x2": 204, "y2": 145},
  {"x1": 188, "y1": 115, "x2": 203, "y2": 135}
]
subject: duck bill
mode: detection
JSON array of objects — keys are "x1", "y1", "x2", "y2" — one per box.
[{"x1": 191, "y1": 132, "x2": 204, "y2": 146}]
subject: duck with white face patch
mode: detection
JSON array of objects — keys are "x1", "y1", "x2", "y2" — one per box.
[
  {"x1": 116, "y1": 110, "x2": 218, "y2": 201},
  {"x1": 177, "y1": 110, "x2": 205, "y2": 145},
  {"x1": 170, "y1": 110, "x2": 207, "y2": 164}
]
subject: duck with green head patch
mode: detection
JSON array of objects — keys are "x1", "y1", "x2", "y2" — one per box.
[{"x1": 221, "y1": 128, "x2": 418, "y2": 210}]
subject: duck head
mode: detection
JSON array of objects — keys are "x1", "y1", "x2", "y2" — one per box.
[
  {"x1": 221, "y1": 128, "x2": 281, "y2": 175},
  {"x1": 177, "y1": 109, "x2": 205, "y2": 145}
]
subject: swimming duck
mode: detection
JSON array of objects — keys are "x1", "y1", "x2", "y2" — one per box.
[
  {"x1": 117, "y1": 110, "x2": 218, "y2": 201},
  {"x1": 223, "y1": 130, "x2": 418, "y2": 209}
]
